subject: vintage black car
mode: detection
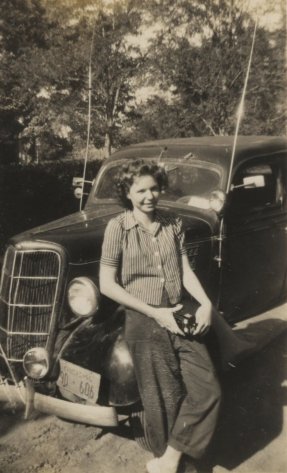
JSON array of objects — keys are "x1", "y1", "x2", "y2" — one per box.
[{"x1": 0, "y1": 136, "x2": 286, "y2": 441}]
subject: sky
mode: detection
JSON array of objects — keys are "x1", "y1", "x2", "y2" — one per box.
[{"x1": 247, "y1": 0, "x2": 285, "y2": 29}]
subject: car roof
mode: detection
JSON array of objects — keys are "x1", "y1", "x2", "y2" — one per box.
[{"x1": 109, "y1": 136, "x2": 287, "y2": 168}]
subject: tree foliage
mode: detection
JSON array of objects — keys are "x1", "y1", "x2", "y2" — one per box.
[
  {"x1": 137, "y1": 0, "x2": 286, "y2": 137},
  {"x1": 0, "y1": 0, "x2": 285, "y2": 164},
  {"x1": 0, "y1": 0, "x2": 51, "y2": 162},
  {"x1": 0, "y1": 0, "x2": 145, "y2": 162},
  {"x1": 88, "y1": 3, "x2": 145, "y2": 154}
]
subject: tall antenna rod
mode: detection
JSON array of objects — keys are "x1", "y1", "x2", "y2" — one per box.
[
  {"x1": 80, "y1": 25, "x2": 96, "y2": 212},
  {"x1": 226, "y1": 18, "x2": 258, "y2": 193}
]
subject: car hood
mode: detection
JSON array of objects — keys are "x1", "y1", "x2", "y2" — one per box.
[{"x1": 10, "y1": 203, "x2": 218, "y2": 264}]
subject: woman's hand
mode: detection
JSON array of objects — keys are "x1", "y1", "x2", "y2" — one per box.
[
  {"x1": 193, "y1": 302, "x2": 213, "y2": 336},
  {"x1": 151, "y1": 305, "x2": 184, "y2": 335}
]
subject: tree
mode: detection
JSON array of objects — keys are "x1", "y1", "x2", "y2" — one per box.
[
  {"x1": 0, "y1": 0, "x2": 52, "y2": 162},
  {"x1": 1, "y1": 0, "x2": 285, "y2": 164},
  {"x1": 48, "y1": 0, "x2": 146, "y2": 157},
  {"x1": 0, "y1": 0, "x2": 146, "y2": 162},
  {"x1": 138, "y1": 0, "x2": 286, "y2": 137},
  {"x1": 84, "y1": 2, "x2": 145, "y2": 156}
]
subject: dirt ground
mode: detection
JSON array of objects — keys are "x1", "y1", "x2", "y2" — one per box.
[{"x1": 0, "y1": 310, "x2": 287, "y2": 473}]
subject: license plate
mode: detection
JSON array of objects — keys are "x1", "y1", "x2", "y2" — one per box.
[{"x1": 57, "y1": 360, "x2": 101, "y2": 403}]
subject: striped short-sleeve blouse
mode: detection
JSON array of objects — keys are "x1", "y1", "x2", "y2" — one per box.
[{"x1": 100, "y1": 210, "x2": 187, "y2": 305}]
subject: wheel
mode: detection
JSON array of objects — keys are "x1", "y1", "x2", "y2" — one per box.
[{"x1": 129, "y1": 409, "x2": 152, "y2": 452}]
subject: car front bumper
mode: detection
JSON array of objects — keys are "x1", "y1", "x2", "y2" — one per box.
[{"x1": 0, "y1": 378, "x2": 119, "y2": 427}]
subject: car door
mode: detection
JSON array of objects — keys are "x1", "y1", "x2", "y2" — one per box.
[{"x1": 220, "y1": 153, "x2": 287, "y2": 321}]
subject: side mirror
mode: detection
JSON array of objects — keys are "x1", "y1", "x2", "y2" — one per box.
[
  {"x1": 243, "y1": 175, "x2": 265, "y2": 188},
  {"x1": 73, "y1": 177, "x2": 84, "y2": 188},
  {"x1": 231, "y1": 175, "x2": 265, "y2": 191},
  {"x1": 72, "y1": 177, "x2": 94, "y2": 187}
]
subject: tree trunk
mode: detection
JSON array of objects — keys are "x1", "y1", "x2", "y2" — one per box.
[{"x1": 104, "y1": 131, "x2": 112, "y2": 158}]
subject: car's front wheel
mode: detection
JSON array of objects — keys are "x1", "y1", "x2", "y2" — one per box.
[{"x1": 129, "y1": 409, "x2": 152, "y2": 452}]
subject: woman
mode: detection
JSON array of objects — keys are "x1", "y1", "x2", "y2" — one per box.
[{"x1": 99, "y1": 160, "x2": 222, "y2": 473}]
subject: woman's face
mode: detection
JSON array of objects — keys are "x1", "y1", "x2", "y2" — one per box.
[{"x1": 127, "y1": 175, "x2": 160, "y2": 214}]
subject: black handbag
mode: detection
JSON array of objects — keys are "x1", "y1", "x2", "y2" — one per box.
[{"x1": 173, "y1": 298, "x2": 200, "y2": 336}]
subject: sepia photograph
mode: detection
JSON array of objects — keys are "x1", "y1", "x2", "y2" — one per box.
[{"x1": 0, "y1": 1, "x2": 286, "y2": 473}]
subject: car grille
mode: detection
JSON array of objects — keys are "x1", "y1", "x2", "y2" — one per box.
[{"x1": 0, "y1": 242, "x2": 65, "y2": 361}]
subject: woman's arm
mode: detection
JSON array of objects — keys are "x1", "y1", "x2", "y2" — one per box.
[
  {"x1": 100, "y1": 264, "x2": 183, "y2": 335},
  {"x1": 181, "y1": 253, "x2": 212, "y2": 335}
]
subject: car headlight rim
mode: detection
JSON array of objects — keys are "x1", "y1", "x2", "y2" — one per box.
[
  {"x1": 67, "y1": 277, "x2": 100, "y2": 318},
  {"x1": 23, "y1": 347, "x2": 49, "y2": 379}
]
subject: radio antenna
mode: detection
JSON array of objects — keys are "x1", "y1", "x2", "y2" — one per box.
[
  {"x1": 80, "y1": 23, "x2": 96, "y2": 212},
  {"x1": 226, "y1": 18, "x2": 258, "y2": 193}
]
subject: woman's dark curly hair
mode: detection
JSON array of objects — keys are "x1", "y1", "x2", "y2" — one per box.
[{"x1": 115, "y1": 159, "x2": 168, "y2": 210}]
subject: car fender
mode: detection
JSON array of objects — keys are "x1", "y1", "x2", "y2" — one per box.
[{"x1": 56, "y1": 307, "x2": 140, "y2": 406}]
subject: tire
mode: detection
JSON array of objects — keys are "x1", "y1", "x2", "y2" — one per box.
[{"x1": 129, "y1": 409, "x2": 152, "y2": 452}]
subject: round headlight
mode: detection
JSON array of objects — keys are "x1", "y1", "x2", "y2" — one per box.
[
  {"x1": 23, "y1": 347, "x2": 49, "y2": 379},
  {"x1": 67, "y1": 277, "x2": 100, "y2": 317}
]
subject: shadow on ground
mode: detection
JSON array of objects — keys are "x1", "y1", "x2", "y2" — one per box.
[
  {"x1": 0, "y1": 405, "x2": 26, "y2": 437},
  {"x1": 0, "y1": 405, "x2": 48, "y2": 438},
  {"x1": 203, "y1": 329, "x2": 287, "y2": 471}
]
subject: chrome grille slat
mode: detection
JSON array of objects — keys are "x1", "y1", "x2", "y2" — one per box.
[
  {"x1": 11, "y1": 277, "x2": 57, "y2": 305},
  {"x1": 10, "y1": 276, "x2": 58, "y2": 280},
  {"x1": 0, "y1": 245, "x2": 63, "y2": 361},
  {"x1": 1, "y1": 328, "x2": 49, "y2": 336},
  {"x1": 1, "y1": 301, "x2": 53, "y2": 308}
]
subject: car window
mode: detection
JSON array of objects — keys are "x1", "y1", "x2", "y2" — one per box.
[
  {"x1": 93, "y1": 159, "x2": 223, "y2": 209},
  {"x1": 230, "y1": 158, "x2": 285, "y2": 214}
]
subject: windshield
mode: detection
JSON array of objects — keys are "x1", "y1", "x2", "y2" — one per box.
[{"x1": 91, "y1": 159, "x2": 223, "y2": 210}]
